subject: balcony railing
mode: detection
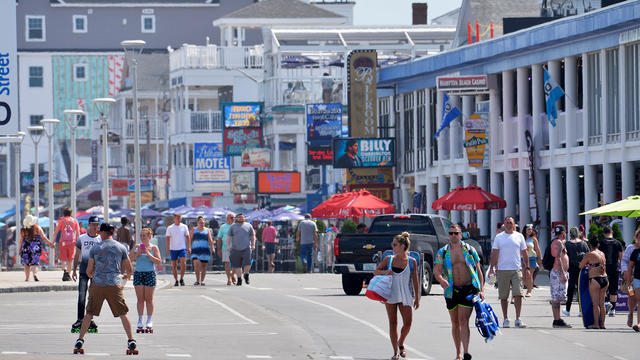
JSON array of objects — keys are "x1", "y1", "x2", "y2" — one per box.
[
  {"x1": 170, "y1": 45, "x2": 263, "y2": 71},
  {"x1": 175, "y1": 110, "x2": 222, "y2": 134},
  {"x1": 265, "y1": 76, "x2": 345, "y2": 107},
  {"x1": 124, "y1": 117, "x2": 166, "y2": 139},
  {"x1": 627, "y1": 130, "x2": 640, "y2": 142}
]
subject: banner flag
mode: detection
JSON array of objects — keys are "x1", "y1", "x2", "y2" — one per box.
[
  {"x1": 543, "y1": 68, "x2": 565, "y2": 127},
  {"x1": 434, "y1": 93, "x2": 461, "y2": 138}
]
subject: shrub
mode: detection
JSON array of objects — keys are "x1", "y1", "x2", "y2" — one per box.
[{"x1": 340, "y1": 219, "x2": 357, "y2": 234}]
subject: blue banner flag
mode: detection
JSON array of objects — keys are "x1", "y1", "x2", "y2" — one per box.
[
  {"x1": 434, "y1": 93, "x2": 461, "y2": 138},
  {"x1": 543, "y1": 68, "x2": 565, "y2": 127}
]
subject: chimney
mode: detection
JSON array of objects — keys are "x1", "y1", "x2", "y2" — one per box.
[{"x1": 412, "y1": 3, "x2": 428, "y2": 25}]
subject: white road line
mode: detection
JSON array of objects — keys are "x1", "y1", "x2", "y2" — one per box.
[
  {"x1": 246, "y1": 286, "x2": 273, "y2": 290},
  {"x1": 329, "y1": 356, "x2": 353, "y2": 360},
  {"x1": 200, "y1": 295, "x2": 258, "y2": 325},
  {"x1": 86, "y1": 353, "x2": 110, "y2": 356},
  {"x1": 166, "y1": 354, "x2": 192, "y2": 358},
  {"x1": 573, "y1": 342, "x2": 586, "y2": 348},
  {"x1": 1, "y1": 352, "x2": 27, "y2": 355},
  {"x1": 246, "y1": 332, "x2": 278, "y2": 336},
  {"x1": 303, "y1": 287, "x2": 320, "y2": 290},
  {"x1": 537, "y1": 329, "x2": 551, "y2": 335},
  {"x1": 613, "y1": 356, "x2": 628, "y2": 360},
  {"x1": 288, "y1": 295, "x2": 433, "y2": 360},
  {"x1": 246, "y1": 356, "x2": 272, "y2": 359}
]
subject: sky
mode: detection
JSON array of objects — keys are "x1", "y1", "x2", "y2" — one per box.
[{"x1": 353, "y1": 0, "x2": 463, "y2": 26}]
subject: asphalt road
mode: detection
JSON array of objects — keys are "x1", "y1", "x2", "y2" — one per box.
[{"x1": 0, "y1": 273, "x2": 637, "y2": 359}]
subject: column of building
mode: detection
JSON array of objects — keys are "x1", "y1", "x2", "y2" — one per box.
[
  {"x1": 502, "y1": 70, "x2": 516, "y2": 219},
  {"x1": 425, "y1": 89, "x2": 437, "y2": 215},
  {"x1": 489, "y1": 88, "x2": 503, "y2": 234},
  {"x1": 517, "y1": 67, "x2": 531, "y2": 226},
  {"x1": 564, "y1": 56, "x2": 580, "y2": 230},
  {"x1": 548, "y1": 59, "x2": 565, "y2": 227},
  {"x1": 531, "y1": 64, "x2": 549, "y2": 248}
]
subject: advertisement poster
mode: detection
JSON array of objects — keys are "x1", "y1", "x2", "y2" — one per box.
[
  {"x1": 0, "y1": 0, "x2": 18, "y2": 133},
  {"x1": 128, "y1": 191, "x2": 153, "y2": 208},
  {"x1": 306, "y1": 103, "x2": 342, "y2": 143},
  {"x1": 91, "y1": 141, "x2": 98, "y2": 182},
  {"x1": 241, "y1": 148, "x2": 270, "y2": 168},
  {"x1": 112, "y1": 179, "x2": 129, "y2": 196},
  {"x1": 348, "y1": 50, "x2": 377, "y2": 137},
  {"x1": 333, "y1": 138, "x2": 394, "y2": 168},
  {"x1": 307, "y1": 144, "x2": 333, "y2": 166},
  {"x1": 223, "y1": 127, "x2": 262, "y2": 156},
  {"x1": 127, "y1": 178, "x2": 153, "y2": 192},
  {"x1": 194, "y1": 143, "x2": 230, "y2": 183},
  {"x1": 257, "y1": 172, "x2": 301, "y2": 194},
  {"x1": 346, "y1": 168, "x2": 394, "y2": 185},
  {"x1": 230, "y1": 171, "x2": 255, "y2": 194},
  {"x1": 222, "y1": 102, "x2": 262, "y2": 128},
  {"x1": 463, "y1": 113, "x2": 489, "y2": 167},
  {"x1": 346, "y1": 183, "x2": 394, "y2": 203},
  {"x1": 191, "y1": 196, "x2": 211, "y2": 207}
]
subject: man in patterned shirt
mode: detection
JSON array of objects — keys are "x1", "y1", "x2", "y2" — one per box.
[{"x1": 434, "y1": 224, "x2": 484, "y2": 360}]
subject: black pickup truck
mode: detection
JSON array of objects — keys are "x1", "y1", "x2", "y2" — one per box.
[{"x1": 333, "y1": 214, "x2": 485, "y2": 296}]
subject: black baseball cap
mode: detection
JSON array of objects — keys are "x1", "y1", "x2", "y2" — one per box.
[
  {"x1": 88, "y1": 215, "x2": 101, "y2": 224},
  {"x1": 99, "y1": 223, "x2": 115, "y2": 233},
  {"x1": 554, "y1": 225, "x2": 566, "y2": 235}
]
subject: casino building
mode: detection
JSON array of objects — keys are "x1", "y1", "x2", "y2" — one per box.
[{"x1": 377, "y1": 1, "x2": 640, "y2": 248}]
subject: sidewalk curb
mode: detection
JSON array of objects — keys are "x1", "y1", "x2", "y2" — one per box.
[{"x1": 0, "y1": 284, "x2": 78, "y2": 293}]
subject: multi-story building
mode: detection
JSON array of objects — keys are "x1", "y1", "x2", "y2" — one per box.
[{"x1": 377, "y1": 0, "x2": 640, "y2": 248}]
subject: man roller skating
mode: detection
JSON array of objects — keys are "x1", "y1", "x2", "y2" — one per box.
[
  {"x1": 71, "y1": 216, "x2": 101, "y2": 334},
  {"x1": 72, "y1": 223, "x2": 138, "y2": 355}
]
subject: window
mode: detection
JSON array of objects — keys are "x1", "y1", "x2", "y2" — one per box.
[
  {"x1": 76, "y1": 114, "x2": 87, "y2": 127},
  {"x1": 605, "y1": 48, "x2": 619, "y2": 136},
  {"x1": 73, "y1": 64, "x2": 87, "y2": 82},
  {"x1": 29, "y1": 66, "x2": 43, "y2": 87},
  {"x1": 141, "y1": 15, "x2": 155, "y2": 33},
  {"x1": 378, "y1": 98, "x2": 390, "y2": 138},
  {"x1": 403, "y1": 93, "x2": 414, "y2": 173},
  {"x1": 30, "y1": 115, "x2": 44, "y2": 126},
  {"x1": 587, "y1": 53, "x2": 602, "y2": 138},
  {"x1": 417, "y1": 90, "x2": 426, "y2": 170},
  {"x1": 26, "y1": 15, "x2": 45, "y2": 41},
  {"x1": 429, "y1": 89, "x2": 438, "y2": 163},
  {"x1": 73, "y1": 15, "x2": 87, "y2": 33},
  {"x1": 626, "y1": 42, "x2": 640, "y2": 137}
]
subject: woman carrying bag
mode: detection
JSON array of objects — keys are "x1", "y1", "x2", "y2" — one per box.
[{"x1": 373, "y1": 232, "x2": 420, "y2": 360}]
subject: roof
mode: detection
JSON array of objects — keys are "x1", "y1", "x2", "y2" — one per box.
[
  {"x1": 50, "y1": 0, "x2": 219, "y2": 5},
  {"x1": 219, "y1": 0, "x2": 344, "y2": 19}
]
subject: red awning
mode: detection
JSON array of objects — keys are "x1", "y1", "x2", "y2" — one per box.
[{"x1": 431, "y1": 185, "x2": 506, "y2": 211}]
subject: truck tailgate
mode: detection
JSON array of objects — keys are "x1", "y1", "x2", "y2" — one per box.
[{"x1": 335, "y1": 233, "x2": 393, "y2": 269}]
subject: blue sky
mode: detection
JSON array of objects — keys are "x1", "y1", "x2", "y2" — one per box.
[{"x1": 354, "y1": 0, "x2": 463, "y2": 25}]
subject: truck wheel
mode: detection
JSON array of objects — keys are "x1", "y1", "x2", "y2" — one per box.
[
  {"x1": 421, "y1": 262, "x2": 433, "y2": 295},
  {"x1": 342, "y1": 274, "x2": 363, "y2": 296}
]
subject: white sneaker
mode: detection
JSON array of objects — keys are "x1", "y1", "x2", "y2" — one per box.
[
  {"x1": 608, "y1": 308, "x2": 616, "y2": 317},
  {"x1": 514, "y1": 319, "x2": 527, "y2": 328},
  {"x1": 503, "y1": 318, "x2": 510, "y2": 328},
  {"x1": 562, "y1": 309, "x2": 571, "y2": 317}
]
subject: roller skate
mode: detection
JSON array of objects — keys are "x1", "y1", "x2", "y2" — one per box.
[
  {"x1": 136, "y1": 319, "x2": 144, "y2": 334},
  {"x1": 73, "y1": 338, "x2": 84, "y2": 354},
  {"x1": 145, "y1": 320, "x2": 153, "y2": 334},
  {"x1": 126, "y1": 339, "x2": 139, "y2": 355},
  {"x1": 88, "y1": 321, "x2": 98, "y2": 334},
  {"x1": 71, "y1": 320, "x2": 82, "y2": 334}
]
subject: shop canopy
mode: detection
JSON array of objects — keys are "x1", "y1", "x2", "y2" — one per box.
[
  {"x1": 311, "y1": 190, "x2": 395, "y2": 219},
  {"x1": 431, "y1": 185, "x2": 506, "y2": 211},
  {"x1": 580, "y1": 195, "x2": 640, "y2": 218}
]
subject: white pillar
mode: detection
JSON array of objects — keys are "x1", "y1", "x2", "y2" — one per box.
[
  {"x1": 425, "y1": 89, "x2": 433, "y2": 167},
  {"x1": 603, "y1": 162, "x2": 616, "y2": 204},
  {"x1": 550, "y1": 167, "x2": 564, "y2": 224},
  {"x1": 438, "y1": 174, "x2": 449, "y2": 218},
  {"x1": 582, "y1": 53, "x2": 590, "y2": 147},
  {"x1": 532, "y1": 64, "x2": 549, "y2": 244},
  {"x1": 296, "y1": 132, "x2": 306, "y2": 190},
  {"x1": 426, "y1": 181, "x2": 437, "y2": 215},
  {"x1": 622, "y1": 161, "x2": 635, "y2": 244},
  {"x1": 517, "y1": 67, "x2": 530, "y2": 226},
  {"x1": 463, "y1": 172, "x2": 473, "y2": 226},
  {"x1": 584, "y1": 165, "x2": 597, "y2": 234},
  {"x1": 477, "y1": 169, "x2": 489, "y2": 236},
  {"x1": 437, "y1": 91, "x2": 445, "y2": 162},
  {"x1": 490, "y1": 170, "x2": 503, "y2": 234},
  {"x1": 566, "y1": 166, "x2": 579, "y2": 229},
  {"x1": 489, "y1": 88, "x2": 503, "y2": 233},
  {"x1": 450, "y1": 95, "x2": 461, "y2": 160},
  {"x1": 502, "y1": 70, "x2": 514, "y2": 155},
  {"x1": 504, "y1": 171, "x2": 516, "y2": 219},
  {"x1": 565, "y1": 56, "x2": 577, "y2": 148},
  {"x1": 548, "y1": 60, "x2": 561, "y2": 150},
  {"x1": 518, "y1": 169, "x2": 530, "y2": 226},
  {"x1": 273, "y1": 133, "x2": 280, "y2": 169},
  {"x1": 450, "y1": 175, "x2": 461, "y2": 224}
]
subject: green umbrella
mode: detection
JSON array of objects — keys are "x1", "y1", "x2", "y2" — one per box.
[{"x1": 579, "y1": 195, "x2": 640, "y2": 217}]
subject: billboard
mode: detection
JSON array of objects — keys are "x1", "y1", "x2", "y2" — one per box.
[
  {"x1": 257, "y1": 172, "x2": 301, "y2": 194},
  {"x1": 128, "y1": 191, "x2": 153, "y2": 208},
  {"x1": 333, "y1": 138, "x2": 394, "y2": 168},
  {"x1": 0, "y1": 1, "x2": 18, "y2": 133},
  {"x1": 191, "y1": 196, "x2": 211, "y2": 207},
  {"x1": 230, "y1": 171, "x2": 255, "y2": 194},
  {"x1": 346, "y1": 183, "x2": 394, "y2": 203},
  {"x1": 463, "y1": 113, "x2": 489, "y2": 167},
  {"x1": 346, "y1": 168, "x2": 394, "y2": 185},
  {"x1": 241, "y1": 148, "x2": 270, "y2": 168},
  {"x1": 307, "y1": 144, "x2": 333, "y2": 166},
  {"x1": 223, "y1": 127, "x2": 262, "y2": 156},
  {"x1": 127, "y1": 178, "x2": 153, "y2": 192},
  {"x1": 348, "y1": 50, "x2": 377, "y2": 137},
  {"x1": 306, "y1": 103, "x2": 342, "y2": 143},
  {"x1": 112, "y1": 179, "x2": 129, "y2": 196},
  {"x1": 194, "y1": 143, "x2": 230, "y2": 183},
  {"x1": 222, "y1": 102, "x2": 262, "y2": 128}
]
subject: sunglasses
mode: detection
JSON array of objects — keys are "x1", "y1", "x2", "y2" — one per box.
[{"x1": 449, "y1": 231, "x2": 460, "y2": 235}]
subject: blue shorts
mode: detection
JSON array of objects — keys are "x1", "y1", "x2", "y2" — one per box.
[
  {"x1": 133, "y1": 271, "x2": 156, "y2": 287},
  {"x1": 170, "y1": 249, "x2": 187, "y2": 261},
  {"x1": 634, "y1": 278, "x2": 640, "y2": 290},
  {"x1": 264, "y1": 242, "x2": 276, "y2": 255},
  {"x1": 529, "y1": 257, "x2": 538, "y2": 269}
]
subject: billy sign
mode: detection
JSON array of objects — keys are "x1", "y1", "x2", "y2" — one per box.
[
  {"x1": 348, "y1": 50, "x2": 377, "y2": 137},
  {"x1": 194, "y1": 143, "x2": 230, "y2": 183},
  {"x1": 0, "y1": 1, "x2": 18, "y2": 131}
]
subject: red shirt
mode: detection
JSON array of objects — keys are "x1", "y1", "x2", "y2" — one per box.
[{"x1": 262, "y1": 226, "x2": 277, "y2": 243}]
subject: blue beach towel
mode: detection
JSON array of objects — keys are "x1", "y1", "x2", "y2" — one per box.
[{"x1": 466, "y1": 294, "x2": 501, "y2": 342}]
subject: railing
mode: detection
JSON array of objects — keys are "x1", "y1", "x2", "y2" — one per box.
[
  {"x1": 606, "y1": 133, "x2": 621, "y2": 144},
  {"x1": 170, "y1": 45, "x2": 264, "y2": 71},
  {"x1": 116, "y1": 166, "x2": 167, "y2": 178},
  {"x1": 125, "y1": 117, "x2": 166, "y2": 139},
  {"x1": 264, "y1": 76, "x2": 345, "y2": 107},
  {"x1": 627, "y1": 130, "x2": 640, "y2": 141},
  {"x1": 588, "y1": 135, "x2": 602, "y2": 146},
  {"x1": 174, "y1": 110, "x2": 222, "y2": 134}
]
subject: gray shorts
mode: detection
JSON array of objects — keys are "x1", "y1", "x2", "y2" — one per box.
[
  {"x1": 550, "y1": 269, "x2": 567, "y2": 302},
  {"x1": 230, "y1": 248, "x2": 251, "y2": 268}
]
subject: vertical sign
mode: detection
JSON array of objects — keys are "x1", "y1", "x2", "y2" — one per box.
[
  {"x1": 0, "y1": 1, "x2": 18, "y2": 132},
  {"x1": 91, "y1": 141, "x2": 98, "y2": 182},
  {"x1": 348, "y1": 50, "x2": 377, "y2": 137},
  {"x1": 463, "y1": 113, "x2": 489, "y2": 167}
]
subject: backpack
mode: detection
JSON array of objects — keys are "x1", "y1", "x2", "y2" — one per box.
[
  {"x1": 60, "y1": 218, "x2": 75, "y2": 245},
  {"x1": 542, "y1": 241, "x2": 555, "y2": 271},
  {"x1": 467, "y1": 293, "x2": 501, "y2": 342}
]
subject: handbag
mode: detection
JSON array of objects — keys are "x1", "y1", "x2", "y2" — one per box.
[{"x1": 365, "y1": 255, "x2": 393, "y2": 302}]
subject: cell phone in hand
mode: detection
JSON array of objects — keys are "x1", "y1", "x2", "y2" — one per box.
[{"x1": 140, "y1": 243, "x2": 146, "y2": 251}]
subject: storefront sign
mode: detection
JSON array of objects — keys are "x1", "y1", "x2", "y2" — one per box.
[
  {"x1": 307, "y1": 144, "x2": 333, "y2": 166},
  {"x1": 128, "y1": 191, "x2": 153, "y2": 208},
  {"x1": 346, "y1": 168, "x2": 394, "y2": 185},
  {"x1": 463, "y1": 113, "x2": 489, "y2": 167},
  {"x1": 348, "y1": 50, "x2": 378, "y2": 137},
  {"x1": 437, "y1": 75, "x2": 489, "y2": 92},
  {"x1": 191, "y1": 196, "x2": 211, "y2": 207},
  {"x1": 223, "y1": 127, "x2": 262, "y2": 156},
  {"x1": 241, "y1": 148, "x2": 270, "y2": 168},
  {"x1": 0, "y1": 1, "x2": 18, "y2": 132},
  {"x1": 333, "y1": 138, "x2": 394, "y2": 168},
  {"x1": 257, "y1": 172, "x2": 301, "y2": 194},
  {"x1": 234, "y1": 193, "x2": 256, "y2": 204},
  {"x1": 127, "y1": 178, "x2": 153, "y2": 192},
  {"x1": 346, "y1": 183, "x2": 394, "y2": 203},
  {"x1": 222, "y1": 102, "x2": 262, "y2": 128},
  {"x1": 194, "y1": 143, "x2": 230, "y2": 183},
  {"x1": 306, "y1": 103, "x2": 342, "y2": 143},
  {"x1": 112, "y1": 179, "x2": 129, "y2": 196},
  {"x1": 230, "y1": 171, "x2": 255, "y2": 194}
]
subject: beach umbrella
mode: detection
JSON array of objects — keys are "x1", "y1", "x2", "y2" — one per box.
[
  {"x1": 86, "y1": 206, "x2": 113, "y2": 215},
  {"x1": 141, "y1": 208, "x2": 164, "y2": 218},
  {"x1": 311, "y1": 190, "x2": 395, "y2": 219},
  {"x1": 431, "y1": 185, "x2": 506, "y2": 211},
  {"x1": 271, "y1": 211, "x2": 305, "y2": 222},
  {"x1": 580, "y1": 195, "x2": 640, "y2": 217},
  {"x1": 113, "y1": 209, "x2": 135, "y2": 218},
  {"x1": 164, "y1": 205, "x2": 194, "y2": 216}
]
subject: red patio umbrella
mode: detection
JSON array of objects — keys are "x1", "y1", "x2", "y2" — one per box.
[
  {"x1": 312, "y1": 190, "x2": 395, "y2": 219},
  {"x1": 431, "y1": 185, "x2": 506, "y2": 211}
]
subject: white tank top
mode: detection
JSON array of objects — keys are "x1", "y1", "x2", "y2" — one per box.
[{"x1": 386, "y1": 257, "x2": 415, "y2": 306}]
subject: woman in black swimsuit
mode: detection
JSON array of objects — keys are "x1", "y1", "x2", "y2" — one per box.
[{"x1": 579, "y1": 235, "x2": 609, "y2": 329}]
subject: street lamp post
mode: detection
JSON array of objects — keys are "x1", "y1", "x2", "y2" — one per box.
[
  {"x1": 121, "y1": 39, "x2": 146, "y2": 244},
  {"x1": 92, "y1": 98, "x2": 116, "y2": 221},
  {"x1": 27, "y1": 126, "x2": 45, "y2": 219},
  {"x1": 63, "y1": 109, "x2": 84, "y2": 220},
  {"x1": 41, "y1": 118, "x2": 59, "y2": 269}
]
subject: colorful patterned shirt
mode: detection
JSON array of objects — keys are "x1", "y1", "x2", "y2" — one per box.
[{"x1": 435, "y1": 241, "x2": 481, "y2": 299}]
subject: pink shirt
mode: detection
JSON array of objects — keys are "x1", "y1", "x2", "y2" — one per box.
[{"x1": 262, "y1": 226, "x2": 277, "y2": 243}]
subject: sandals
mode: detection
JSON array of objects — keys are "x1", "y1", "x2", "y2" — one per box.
[
  {"x1": 390, "y1": 355, "x2": 399, "y2": 360},
  {"x1": 200, "y1": 282, "x2": 205, "y2": 286},
  {"x1": 193, "y1": 281, "x2": 200, "y2": 286},
  {"x1": 398, "y1": 345, "x2": 406, "y2": 359}
]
